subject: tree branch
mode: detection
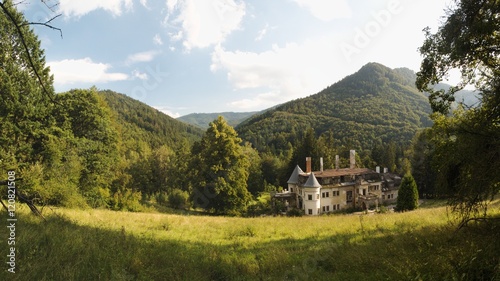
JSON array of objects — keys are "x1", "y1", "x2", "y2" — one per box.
[
  {"x1": 0, "y1": 0, "x2": 60, "y2": 104},
  {"x1": 22, "y1": 14, "x2": 63, "y2": 38}
]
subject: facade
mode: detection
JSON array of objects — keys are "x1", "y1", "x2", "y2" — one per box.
[{"x1": 274, "y1": 152, "x2": 401, "y2": 215}]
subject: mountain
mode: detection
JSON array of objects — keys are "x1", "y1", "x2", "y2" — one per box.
[
  {"x1": 236, "y1": 63, "x2": 433, "y2": 154},
  {"x1": 433, "y1": 83, "x2": 480, "y2": 108},
  {"x1": 98, "y1": 90, "x2": 204, "y2": 148},
  {"x1": 177, "y1": 111, "x2": 258, "y2": 129}
]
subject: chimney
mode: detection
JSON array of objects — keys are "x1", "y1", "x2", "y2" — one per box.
[
  {"x1": 376, "y1": 166, "x2": 380, "y2": 173},
  {"x1": 320, "y1": 157, "x2": 324, "y2": 173},
  {"x1": 350, "y1": 150, "x2": 356, "y2": 169},
  {"x1": 384, "y1": 167, "x2": 388, "y2": 173},
  {"x1": 306, "y1": 157, "x2": 312, "y2": 173},
  {"x1": 335, "y1": 155, "x2": 339, "y2": 170}
]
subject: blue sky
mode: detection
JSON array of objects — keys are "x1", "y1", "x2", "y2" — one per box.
[{"x1": 20, "y1": 0, "x2": 452, "y2": 117}]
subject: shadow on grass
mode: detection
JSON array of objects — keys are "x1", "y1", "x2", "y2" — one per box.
[{"x1": 1, "y1": 211, "x2": 498, "y2": 281}]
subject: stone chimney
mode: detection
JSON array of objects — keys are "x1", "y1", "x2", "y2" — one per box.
[
  {"x1": 376, "y1": 166, "x2": 380, "y2": 173},
  {"x1": 335, "y1": 155, "x2": 339, "y2": 170},
  {"x1": 320, "y1": 157, "x2": 324, "y2": 173},
  {"x1": 350, "y1": 150, "x2": 356, "y2": 169},
  {"x1": 384, "y1": 167, "x2": 388, "y2": 173},
  {"x1": 306, "y1": 157, "x2": 312, "y2": 173}
]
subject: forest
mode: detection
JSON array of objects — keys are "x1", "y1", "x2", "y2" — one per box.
[{"x1": 0, "y1": 0, "x2": 498, "y2": 223}]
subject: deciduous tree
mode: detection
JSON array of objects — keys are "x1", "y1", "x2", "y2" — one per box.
[
  {"x1": 190, "y1": 116, "x2": 251, "y2": 214},
  {"x1": 416, "y1": 0, "x2": 499, "y2": 224}
]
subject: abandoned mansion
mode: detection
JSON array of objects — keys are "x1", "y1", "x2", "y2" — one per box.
[{"x1": 273, "y1": 150, "x2": 401, "y2": 215}]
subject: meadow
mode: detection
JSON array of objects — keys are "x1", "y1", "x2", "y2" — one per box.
[{"x1": 1, "y1": 200, "x2": 499, "y2": 281}]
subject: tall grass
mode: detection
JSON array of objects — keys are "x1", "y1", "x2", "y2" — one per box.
[{"x1": 1, "y1": 200, "x2": 499, "y2": 280}]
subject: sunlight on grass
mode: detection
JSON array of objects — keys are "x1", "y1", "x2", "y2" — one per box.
[{"x1": 1, "y1": 199, "x2": 498, "y2": 280}]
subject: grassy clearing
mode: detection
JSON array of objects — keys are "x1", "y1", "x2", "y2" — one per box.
[{"x1": 1, "y1": 200, "x2": 499, "y2": 280}]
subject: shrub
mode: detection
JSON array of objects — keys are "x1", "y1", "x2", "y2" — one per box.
[
  {"x1": 168, "y1": 189, "x2": 189, "y2": 209},
  {"x1": 286, "y1": 208, "x2": 303, "y2": 217}
]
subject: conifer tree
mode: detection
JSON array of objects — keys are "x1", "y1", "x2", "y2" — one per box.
[{"x1": 395, "y1": 174, "x2": 419, "y2": 212}]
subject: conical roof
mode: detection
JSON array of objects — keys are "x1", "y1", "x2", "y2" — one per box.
[
  {"x1": 303, "y1": 172, "x2": 321, "y2": 188},
  {"x1": 287, "y1": 165, "x2": 304, "y2": 184}
]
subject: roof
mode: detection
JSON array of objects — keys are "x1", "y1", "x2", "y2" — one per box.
[
  {"x1": 303, "y1": 173, "x2": 321, "y2": 188},
  {"x1": 303, "y1": 168, "x2": 375, "y2": 179},
  {"x1": 287, "y1": 165, "x2": 304, "y2": 184}
]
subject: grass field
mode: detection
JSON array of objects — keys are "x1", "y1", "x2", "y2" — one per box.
[{"x1": 1, "y1": 200, "x2": 499, "y2": 280}]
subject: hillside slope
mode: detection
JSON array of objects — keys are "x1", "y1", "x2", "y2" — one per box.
[
  {"x1": 178, "y1": 111, "x2": 258, "y2": 129},
  {"x1": 98, "y1": 90, "x2": 203, "y2": 148},
  {"x1": 236, "y1": 63, "x2": 432, "y2": 153}
]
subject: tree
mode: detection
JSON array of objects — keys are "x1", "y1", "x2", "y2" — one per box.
[
  {"x1": 416, "y1": 0, "x2": 500, "y2": 224},
  {"x1": 0, "y1": 0, "x2": 56, "y2": 169},
  {"x1": 53, "y1": 88, "x2": 119, "y2": 207},
  {"x1": 395, "y1": 174, "x2": 419, "y2": 212},
  {"x1": 190, "y1": 116, "x2": 251, "y2": 215},
  {"x1": 409, "y1": 129, "x2": 437, "y2": 198}
]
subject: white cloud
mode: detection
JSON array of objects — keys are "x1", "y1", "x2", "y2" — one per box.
[
  {"x1": 126, "y1": 50, "x2": 161, "y2": 65},
  {"x1": 255, "y1": 24, "x2": 269, "y2": 41},
  {"x1": 164, "y1": 0, "x2": 246, "y2": 50},
  {"x1": 228, "y1": 90, "x2": 283, "y2": 110},
  {"x1": 293, "y1": 0, "x2": 352, "y2": 21},
  {"x1": 152, "y1": 106, "x2": 181, "y2": 118},
  {"x1": 153, "y1": 34, "x2": 164, "y2": 46},
  {"x1": 58, "y1": 0, "x2": 133, "y2": 17},
  {"x1": 132, "y1": 70, "x2": 149, "y2": 80},
  {"x1": 139, "y1": 0, "x2": 148, "y2": 9},
  {"x1": 48, "y1": 58, "x2": 128, "y2": 85},
  {"x1": 210, "y1": 36, "x2": 364, "y2": 110}
]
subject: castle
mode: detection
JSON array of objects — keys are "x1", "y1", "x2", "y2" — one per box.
[{"x1": 273, "y1": 150, "x2": 401, "y2": 215}]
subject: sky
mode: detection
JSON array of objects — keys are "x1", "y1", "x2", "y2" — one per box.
[{"x1": 19, "y1": 0, "x2": 453, "y2": 118}]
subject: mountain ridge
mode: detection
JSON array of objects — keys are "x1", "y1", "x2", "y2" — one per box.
[{"x1": 236, "y1": 62, "x2": 433, "y2": 154}]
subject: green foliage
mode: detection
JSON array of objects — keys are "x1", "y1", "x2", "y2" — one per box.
[
  {"x1": 286, "y1": 208, "x2": 303, "y2": 217},
  {"x1": 409, "y1": 129, "x2": 438, "y2": 198},
  {"x1": 168, "y1": 188, "x2": 189, "y2": 209},
  {"x1": 396, "y1": 174, "x2": 419, "y2": 212},
  {"x1": 242, "y1": 143, "x2": 265, "y2": 196},
  {"x1": 178, "y1": 111, "x2": 258, "y2": 129},
  {"x1": 237, "y1": 63, "x2": 432, "y2": 158},
  {"x1": 190, "y1": 116, "x2": 252, "y2": 214},
  {"x1": 0, "y1": 0, "x2": 56, "y2": 170},
  {"x1": 99, "y1": 90, "x2": 203, "y2": 148},
  {"x1": 53, "y1": 89, "x2": 119, "y2": 207},
  {"x1": 416, "y1": 0, "x2": 500, "y2": 224}
]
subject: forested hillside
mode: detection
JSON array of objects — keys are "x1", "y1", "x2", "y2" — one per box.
[
  {"x1": 178, "y1": 111, "x2": 258, "y2": 129},
  {"x1": 99, "y1": 90, "x2": 203, "y2": 148},
  {"x1": 237, "y1": 63, "x2": 432, "y2": 158}
]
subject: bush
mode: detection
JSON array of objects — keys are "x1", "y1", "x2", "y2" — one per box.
[
  {"x1": 168, "y1": 189, "x2": 189, "y2": 209},
  {"x1": 286, "y1": 208, "x2": 303, "y2": 217}
]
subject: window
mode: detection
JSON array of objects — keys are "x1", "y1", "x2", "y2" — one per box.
[
  {"x1": 332, "y1": 190, "x2": 339, "y2": 196},
  {"x1": 326, "y1": 205, "x2": 330, "y2": 211},
  {"x1": 308, "y1": 209, "x2": 312, "y2": 215},
  {"x1": 308, "y1": 194, "x2": 312, "y2": 200},
  {"x1": 322, "y1": 206, "x2": 326, "y2": 212},
  {"x1": 322, "y1": 192, "x2": 325, "y2": 198},
  {"x1": 290, "y1": 188, "x2": 294, "y2": 192},
  {"x1": 346, "y1": 191, "x2": 353, "y2": 202},
  {"x1": 322, "y1": 192, "x2": 330, "y2": 198}
]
